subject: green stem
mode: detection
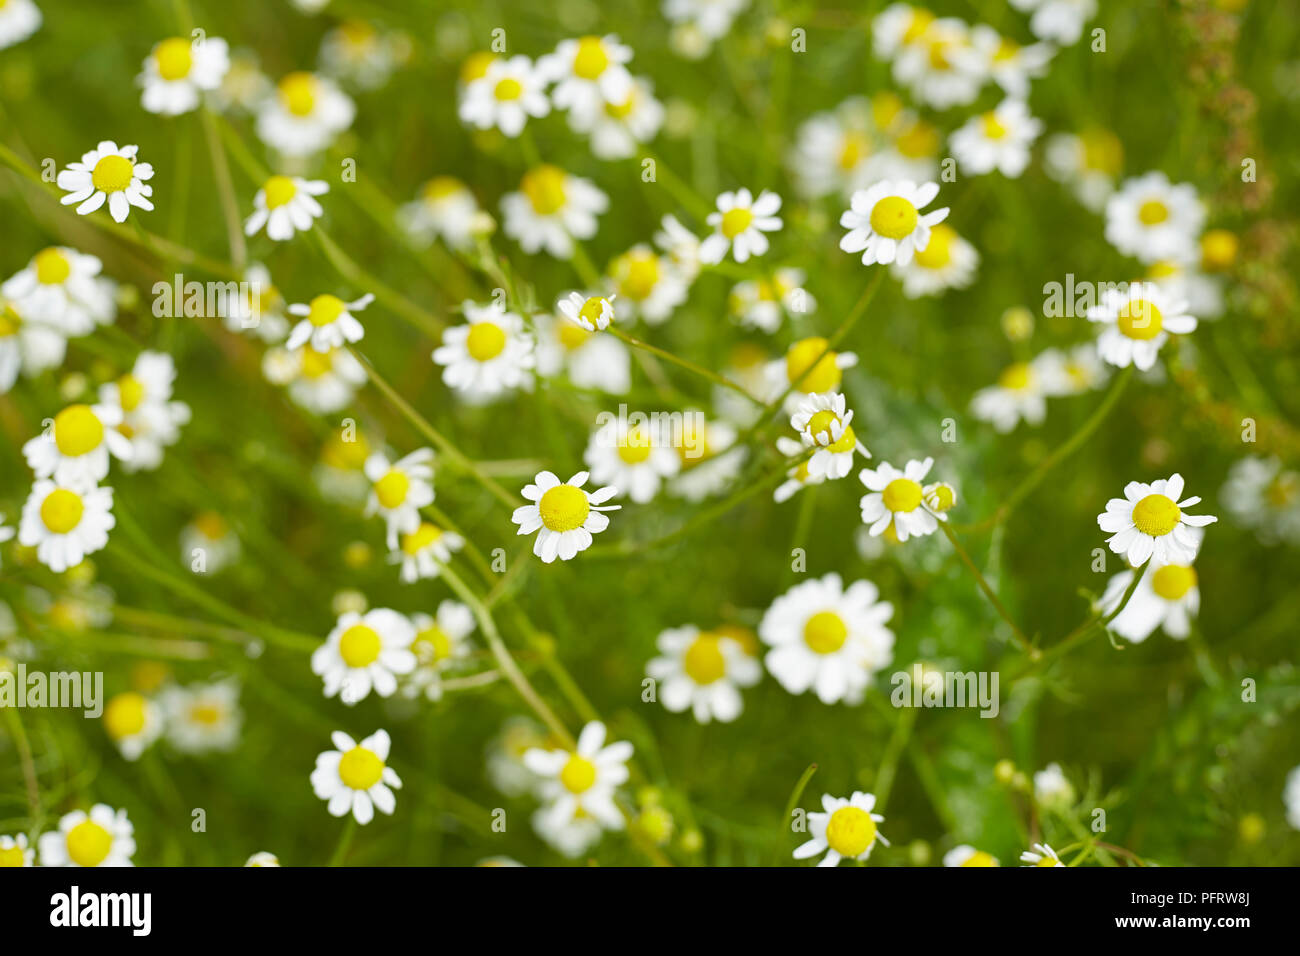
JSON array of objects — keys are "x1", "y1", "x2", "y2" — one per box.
[
  {"x1": 774, "y1": 763, "x2": 818, "y2": 865},
  {"x1": 607, "y1": 326, "x2": 761, "y2": 404},
  {"x1": 939, "y1": 520, "x2": 1036, "y2": 657},
  {"x1": 328, "y1": 817, "x2": 357, "y2": 866}
]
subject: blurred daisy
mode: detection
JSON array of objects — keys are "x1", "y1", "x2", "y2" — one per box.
[
  {"x1": 24, "y1": 403, "x2": 131, "y2": 488},
  {"x1": 532, "y1": 807, "x2": 605, "y2": 858},
  {"x1": 670, "y1": 416, "x2": 747, "y2": 502},
  {"x1": 699, "y1": 188, "x2": 782, "y2": 264},
  {"x1": 663, "y1": 0, "x2": 749, "y2": 43},
  {"x1": 99, "y1": 351, "x2": 190, "y2": 472},
  {"x1": 102, "y1": 691, "x2": 162, "y2": 761},
  {"x1": 392, "y1": 521, "x2": 464, "y2": 583},
  {"x1": 2, "y1": 246, "x2": 116, "y2": 336},
  {"x1": 286, "y1": 292, "x2": 372, "y2": 353},
  {"x1": 541, "y1": 35, "x2": 635, "y2": 128},
  {"x1": 760, "y1": 573, "x2": 895, "y2": 705},
  {"x1": 970, "y1": 355, "x2": 1054, "y2": 433},
  {"x1": 312, "y1": 608, "x2": 417, "y2": 704},
  {"x1": 950, "y1": 99, "x2": 1042, "y2": 178},
  {"x1": 1033, "y1": 762, "x2": 1075, "y2": 805},
  {"x1": 1088, "y1": 281, "x2": 1196, "y2": 371},
  {"x1": 646, "y1": 625, "x2": 761, "y2": 723},
  {"x1": 790, "y1": 391, "x2": 869, "y2": 480},
  {"x1": 1035, "y1": 344, "x2": 1109, "y2": 396},
  {"x1": 0, "y1": 833, "x2": 34, "y2": 867},
  {"x1": 364, "y1": 448, "x2": 435, "y2": 550},
  {"x1": 311, "y1": 729, "x2": 402, "y2": 825},
  {"x1": 654, "y1": 214, "x2": 703, "y2": 281},
  {"x1": 881, "y1": 112, "x2": 943, "y2": 183},
  {"x1": 38, "y1": 805, "x2": 135, "y2": 867},
  {"x1": 315, "y1": 428, "x2": 373, "y2": 505},
  {"x1": 0, "y1": 0, "x2": 40, "y2": 49},
  {"x1": 511, "y1": 470, "x2": 620, "y2": 563},
  {"x1": 1146, "y1": 257, "x2": 1223, "y2": 320},
  {"x1": 57, "y1": 141, "x2": 154, "y2": 223},
  {"x1": 398, "y1": 177, "x2": 479, "y2": 251},
  {"x1": 557, "y1": 290, "x2": 616, "y2": 332},
  {"x1": 501, "y1": 165, "x2": 608, "y2": 259},
  {"x1": 403, "y1": 601, "x2": 476, "y2": 701},
  {"x1": 793, "y1": 791, "x2": 888, "y2": 867},
  {"x1": 226, "y1": 262, "x2": 291, "y2": 341},
  {"x1": 1020, "y1": 843, "x2": 1064, "y2": 867},
  {"x1": 1099, "y1": 559, "x2": 1201, "y2": 643},
  {"x1": 161, "y1": 678, "x2": 243, "y2": 753},
  {"x1": 0, "y1": 299, "x2": 66, "y2": 392},
  {"x1": 1098, "y1": 473, "x2": 1217, "y2": 567},
  {"x1": 487, "y1": 716, "x2": 549, "y2": 798},
  {"x1": 1010, "y1": 0, "x2": 1097, "y2": 45},
  {"x1": 458, "y1": 54, "x2": 550, "y2": 137},
  {"x1": 533, "y1": 311, "x2": 631, "y2": 394},
  {"x1": 891, "y1": 223, "x2": 978, "y2": 298},
  {"x1": 244, "y1": 175, "x2": 329, "y2": 241},
  {"x1": 211, "y1": 49, "x2": 272, "y2": 114},
  {"x1": 245, "y1": 852, "x2": 280, "y2": 867},
  {"x1": 319, "y1": 19, "x2": 408, "y2": 90},
  {"x1": 859, "y1": 457, "x2": 946, "y2": 541},
  {"x1": 607, "y1": 245, "x2": 685, "y2": 324},
  {"x1": 1220, "y1": 456, "x2": 1300, "y2": 546},
  {"x1": 432, "y1": 301, "x2": 535, "y2": 401},
  {"x1": 180, "y1": 512, "x2": 241, "y2": 573},
  {"x1": 970, "y1": 25, "x2": 1053, "y2": 97},
  {"x1": 138, "y1": 35, "x2": 230, "y2": 116},
  {"x1": 1044, "y1": 127, "x2": 1123, "y2": 211},
  {"x1": 264, "y1": 343, "x2": 366, "y2": 414},
  {"x1": 524, "y1": 721, "x2": 632, "y2": 832},
  {"x1": 584, "y1": 417, "x2": 680, "y2": 503},
  {"x1": 788, "y1": 97, "x2": 887, "y2": 200},
  {"x1": 257, "y1": 71, "x2": 354, "y2": 156},
  {"x1": 729, "y1": 268, "x2": 814, "y2": 333},
  {"x1": 945, "y1": 845, "x2": 999, "y2": 867},
  {"x1": 774, "y1": 434, "x2": 827, "y2": 503},
  {"x1": 891, "y1": 17, "x2": 984, "y2": 109},
  {"x1": 768, "y1": 337, "x2": 859, "y2": 405},
  {"x1": 871, "y1": 4, "x2": 936, "y2": 62},
  {"x1": 477, "y1": 856, "x2": 524, "y2": 867},
  {"x1": 588, "y1": 76, "x2": 664, "y2": 159},
  {"x1": 840, "y1": 179, "x2": 948, "y2": 266},
  {"x1": 1105, "y1": 172, "x2": 1205, "y2": 264}
]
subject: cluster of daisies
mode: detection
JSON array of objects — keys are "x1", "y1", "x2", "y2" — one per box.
[{"x1": 101, "y1": 677, "x2": 243, "y2": 762}]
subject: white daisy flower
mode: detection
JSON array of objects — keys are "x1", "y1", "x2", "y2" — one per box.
[
  {"x1": 286, "y1": 292, "x2": 372, "y2": 353},
  {"x1": 1220, "y1": 456, "x2": 1300, "y2": 546},
  {"x1": 774, "y1": 434, "x2": 827, "y2": 503},
  {"x1": 531, "y1": 807, "x2": 605, "y2": 858},
  {"x1": 179, "y1": 512, "x2": 241, "y2": 573},
  {"x1": 790, "y1": 391, "x2": 869, "y2": 480},
  {"x1": 1104, "y1": 172, "x2": 1205, "y2": 264},
  {"x1": 663, "y1": 0, "x2": 749, "y2": 42},
  {"x1": 607, "y1": 245, "x2": 686, "y2": 324},
  {"x1": 0, "y1": 0, "x2": 40, "y2": 50},
  {"x1": 210, "y1": 49, "x2": 272, "y2": 115},
  {"x1": 793, "y1": 791, "x2": 889, "y2": 866},
  {"x1": 859, "y1": 457, "x2": 947, "y2": 541},
  {"x1": 160, "y1": 678, "x2": 243, "y2": 753},
  {"x1": 501, "y1": 164, "x2": 608, "y2": 260},
  {"x1": 245, "y1": 851, "x2": 280, "y2": 867},
  {"x1": 584, "y1": 416, "x2": 681, "y2": 503},
  {"x1": 533, "y1": 311, "x2": 631, "y2": 394},
  {"x1": 654, "y1": 214, "x2": 703, "y2": 281},
  {"x1": 646, "y1": 624, "x2": 761, "y2": 723},
  {"x1": 24, "y1": 403, "x2": 131, "y2": 488},
  {"x1": 264, "y1": 344, "x2": 366, "y2": 414},
  {"x1": 1020, "y1": 842, "x2": 1065, "y2": 867},
  {"x1": 98, "y1": 351, "x2": 190, "y2": 472},
  {"x1": 256, "y1": 71, "x2": 354, "y2": 156},
  {"x1": 879, "y1": 111, "x2": 944, "y2": 183},
  {"x1": 225, "y1": 262, "x2": 291, "y2": 341},
  {"x1": 1098, "y1": 473, "x2": 1217, "y2": 567},
  {"x1": 699, "y1": 188, "x2": 783, "y2": 264},
  {"x1": 1044, "y1": 127, "x2": 1124, "y2": 212},
  {"x1": 588, "y1": 75, "x2": 664, "y2": 159},
  {"x1": 391, "y1": 520, "x2": 464, "y2": 583},
  {"x1": 1099, "y1": 559, "x2": 1201, "y2": 643},
  {"x1": 1087, "y1": 281, "x2": 1197, "y2": 371},
  {"x1": 57, "y1": 141, "x2": 155, "y2": 223},
  {"x1": 101, "y1": 691, "x2": 162, "y2": 761},
  {"x1": 969, "y1": 354, "x2": 1056, "y2": 433},
  {"x1": 871, "y1": 4, "x2": 936, "y2": 61},
  {"x1": 541, "y1": 35, "x2": 635, "y2": 130},
  {"x1": 839, "y1": 179, "x2": 949, "y2": 266},
  {"x1": 403, "y1": 601, "x2": 476, "y2": 702},
  {"x1": 1010, "y1": 0, "x2": 1097, "y2": 46},
  {"x1": 363, "y1": 448, "x2": 435, "y2": 550},
  {"x1": 729, "y1": 268, "x2": 814, "y2": 333},
  {"x1": 2, "y1": 246, "x2": 116, "y2": 337},
  {"x1": 397, "y1": 176, "x2": 479, "y2": 251},
  {"x1": 760, "y1": 573, "x2": 895, "y2": 705},
  {"x1": 311, "y1": 608, "x2": 417, "y2": 704},
  {"x1": 38, "y1": 805, "x2": 135, "y2": 867},
  {"x1": 524, "y1": 720, "x2": 632, "y2": 832},
  {"x1": 138, "y1": 34, "x2": 230, "y2": 116},
  {"x1": 1033, "y1": 762, "x2": 1076, "y2": 805},
  {"x1": 487, "y1": 716, "x2": 549, "y2": 798},
  {"x1": 890, "y1": 17, "x2": 984, "y2": 109},
  {"x1": 944, "y1": 845, "x2": 1000, "y2": 866},
  {"x1": 970, "y1": 25, "x2": 1053, "y2": 97},
  {"x1": 788, "y1": 97, "x2": 889, "y2": 200},
  {"x1": 0, "y1": 299, "x2": 66, "y2": 392},
  {"x1": 243, "y1": 175, "x2": 329, "y2": 241},
  {"x1": 767, "y1": 336, "x2": 860, "y2": 406},
  {"x1": 511, "y1": 470, "x2": 620, "y2": 563},
  {"x1": 0, "y1": 833, "x2": 34, "y2": 868},
  {"x1": 1146, "y1": 257, "x2": 1224, "y2": 320},
  {"x1": 318, "y1": 19, "x2": 406, "y2": 90},
  {"x1": 458, "y1": 54, "x2": 550, "y2": 137},
  {"x1": 950, "y1": 99, "x2": 1043, "y2": 178},
  {"x1": 670, "y1": 417, "x2": 747, "y2": 502},
  {"x1": 890, "y1": 223, "x2": 979, "y2": 298},
  {"x1": 1034, "y1": 344, "x2": 1110, "y2": 396},
  {"x1": 432, "y1": 301, "x2": 535, "y2": 402},
  {"x1": 557, "y1": 290, "x2": 617, "y2": 332},
  {"x1": 311, "y1": 729, "x2": 402, "y2": 825}
]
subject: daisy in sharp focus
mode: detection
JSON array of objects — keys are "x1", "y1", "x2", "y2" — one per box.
[
  {"x1": 312, "y1": 608, "x2": 416, "y2": 704},
  {"x1": 286, "y1": 292, "x2": 373, "y2": 353},
  {"x1": 969, "y1": 353, "x2": 1056, "y2": 433},
  {"x1": 945, "y1": 845, "x2": 999, "y2": 867},
  {"x1": 859, "y1": 457, "x2": 948, "y2": 541},
  {"x1": 524, "y1": 720, "x2": 632, "y2": 832},
  {"x1": 0, "y1": 0, "x2": 40, "y2": 49},
  {"x1": 392, "y1": 520, "x2": 464, "y2": 583},
  {"x1": 760, "y1": 573, "x2": 895, "y2": 705},
  {"x1": 950, "y1": 99, "x2": 1043, "y2": 178},
  {"x1": 57, "y1": 142, "x2": 154, "y2": 223},
  {"x1": 0, "y1": 833, "x2": 34, "y2": 867},
  {"x1": 1087, "y1": 281, "x2": 1197, "y2": 371},
  {"x1": 398, "y1": 176, "x2": 479, "y2": 251},
  {"x1": 890, "y1": 222, "x2": 979, "y2": 298},
  {"x1": 541, "y1": 34, "x2": 635, "y2": 129},
  {"x1": 256, "y1": 71, "x2": 355, "y2": 156},
  {"x1": 584, "y1": 416, "x2": 681, "y2": 503},
  {"x1": 403, "y1": 601, "x2": 476, "y2": 702},
  {"x1": 511, "y1": 470, "x2": 620, "y2": 563},
  {"x1": 38, "y1": 805, "x2": 135, "y2": 867},
  {"x1": 138, "y1": 35, "x2": 230, "y2": 116},
  {"x1": 160, "y1": 678, "x2": 243, "y2": 753},
  {"x1": 501, "y1": 164, "x2": 608, "y2": 260},
  {"x1": 432, "y1": 300, "x2": 536, "y2": 402},
  {"x1": 588, "y1": 76, "x2": 665, "y2": 160},
  {"x1": 1020, "y1": 843, "x2": 1065, "y2": 867},
  {"x1": 0, "y1": 299, "x2": 66, "y2": 392},
  {"x1": 646, "y1": 624, "x2": 761, "y2": 723},
  {"x1": 1099, "y1": 556, "x2": 1202, "y2": 643},
  {"x1": 458, "y1": 54, "x2": 550, "y2": 137},
  {"x1": 24, "y1": 403, "x2": 131, "y2": 488},
  {"x1": 102, "y1": 691, "x2": 162, "y2": 761},
  {"x1": 2, "y1": 246, "x2": 116, "y2": 336},
  {"x1": 789, "y1": 391, "x2": 869, "y2": 480},
  {"x1": 557, "y1": 290, "x2": 617, "y2": 332},
  {"x1": 533, "y1": 310, "x2": 631, "y2": 394},
  {"x1": 1104, "y1": 172, "x2": 1205, "y2": 264},
  {"x1": 607, "y1": 245, "x2": 685, "y2": 324},
  {"x1": 1098, "y1": 473, "x2": 1217, "y2": 567},
  {"x1": 840, "y1": 179, "x2": 948, "y2": 266},
  {"x1": 311, "y1": 729, "x2": 402, "y2": 825},
  {"x1": 793, "y1": 791, "x2": 889, "y2": 867},
  {"x1": 363, "y1": 448, "x2": 435, "y2": 549},
  {"x1": 244, "y1": 175, "x2": 329, "y2": 241},
  {"x1": 699, "y1": 188, "x2": 782, "y2": 265}
]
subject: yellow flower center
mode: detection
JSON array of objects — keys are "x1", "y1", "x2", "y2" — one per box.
[
  {"x1": 422, "y1": 176, "x2": 463, "y2": 201},
  {"x1": 1200, "y1": 229, "x2": 1238, "y2": 271},
  {"x1": 300, "y1": 347, "x2": 334, "y2": 379},
  {"x1": 914, "y1": 224, "x2": 955, "y2": 269},
  {"x1": 194, "y1": 511, "x2": 228, "y2": 539},
  {"x1": 558, "y1": 321, "x2": 590, "y2": 350},
  {"x1": 683, "y1": 635, "x2": 727, "y2": 684},
  {"x1": 993, "y1": 37, "x2": 1019, "y2": 63},
  {"x1": 1131, "y1": 493, "x2": 1181, "y2": 537},
  {"x1": 572, "y1": 36, "x2": 609, "y2": 79},
  {"x1": 66, "y1": 820, "x2": 113, "y2": 867},
  {"x1": 960, "y1": 850, "x2": 998, "y2": 867},
  {"x1": 307, "y1": 294, "x2": 347, "y2": 327},
  {"x1": 928, "y1": 484, "x2": 956, "y2": 512},
  {"x1": 825, "y1": 806, "x2": 876, "y2": 857},
  {"x1": 1151, "y1": 564, "x2": 1197, "y2": 601},
  {"x1": 785, "y1": 337, "x2": 841, "y2": 393},
  {"x1": 869, "y1": 196, "x2": 919, "y2": 240},
  {"x1": 34, "y1": 247, "x2": 71, "y2": 285},
  {"x1": 401, "y1": 522, "x2": 443, "y2": 556},
  {"x1": 189, "y1": 704, "x2": 223, "y2": 725},
  {"x1": 1265, "y1": 474, "x2": 1298, "y2": 507},
  {"x1": 414, "y1": 626, "x2": 453, "y2": 663},
  {"x1": 882, "y1": 478, "x2": 923, "y2": 513},
  {"x1": 263, "y1": 175, "x2": 298, "y2": 209},
  {"x1": 373, "y1": 469, "x2": 410, "y2": 509},
  {"x1": 927, "y1": 39, "x2": 954, "y2": 69},
  {"x1": 117, "y1": 373, "x2": 145, "y2": 412},
  {"x1": 617, "y1": 426, "x2": 653, "y2": 465},
  {"x1": 711, "y1": 623, "x2": 759, "y2": 656},
  {"x1": 460, "y1": 51, "x2": 495, "y2": 84},
  {"x1": 805, "y1": 410, "x2": 855, "y2": 452},
  {"x1": 605, "y1": 93, "x2": 636, "y2": 119},
  {"x1": 466, "y1": 321, "x2": 507, "y2": 361},
  {"x1": 1034, "y1": 854, "x2": 1058, "y2": 867},
  {"x1": 155, "y1": 37, "x2": 194, "y2": 81},
  {"x1": 1117, "y1": 299, "x2": 1164, "y2": 341},
  {"x1": 895, "y1": 120, "x2": 939, "y2": 158},
  {"x1": 538, "y1": 484, "x2": 589, "y2": 532},
  {"x1": 902, "y1": 10, "x2": 935, "y2": 43},
  {"x1": 803, "y1": 610, "x2": 848, "y2": 654},
  {"x1": 91, "y1": 155, "x2": 134, "y2": 194},
  {"x1": 103, "y1": 692, "x2": 148, "y2": 740},
  {"x1": 981, "y1": 112, "x2": 1009, "y2": 140},
  {"x1": 522, "y1": 165, "x2": 567, "y2": 215},
  {"x1": 578, "y1": 296, "x2": 611, "y2": 328},
  {"x1": 0, "y1": 846, "x2": 24, "y2": 867},
  {"x1": 617, "y1": 253, "x2": 660, "y2": 300},
  {"x1": 338, "y1": 746, "x2": 384, "y2": 790},
  {"x1": 280, "y1": 72, "x2": 318, "y2": 117},
  {"x1": 1137, "y1": 200, "x2": 1169, "y2": 225},
  {"x1": 838, "y1": 131, "x2": 871, "y2": 171},
  {"x1": 54, "y1": 404, "x2": 104, "y2": 456},
  {"x1": 560, "y1": 754, "x2": 598, "y2": 793},
  {"x1": 998, "y1": 362, "x2": 1032, "y2": 391},
  {"x1": 338, "y1": 623, "x2": 382, "y2": 668},
  {"x1": 322, "y1": 431, "x2": 370, "y2": 470},
  {"x1": 720, "y1": 207, "x2": 753, "y2": 239},
  {"x1": 0, "y1": 306, "x2": 18, "y2": 336},
  {"x1": 494, "y1": 77, "x2": 523, "y2": 101}
]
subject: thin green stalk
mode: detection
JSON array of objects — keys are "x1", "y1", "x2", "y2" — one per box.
[
  {"x1": 201, "y1": 107, "x2": 247, "y2": 272},
  {"x1": 939, "y1": 520, "x2": 1036, "y2": 657},
  {"x1": 774, "y1": 763, "x2": 818, "y2": 865},
  {"x1": 607, "y1": 326, "x2": 761, "y2": 404},
  {"x1": 328, "y1": 817, "x2": 357, "y2": 866}
]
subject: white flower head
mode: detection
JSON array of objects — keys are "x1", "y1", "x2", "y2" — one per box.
[
  {"x1": 523, "y1": 721, "x2": 632, "y2": 832},
  {"x1": 432, "y1": 301, "x2": 536, "y2": 402},
  {"x1": 859, "y1": 457, "x2": 945, "y2": 541},
  {"x1": 1098, "y1": 473, "x2": 1217, "y2": 567},
  {"x1": 1099, "y1": 556, "x2": 1202, "y2": 644},
  {"x1": 790, "y1": 391, "x2": 869, "y2": 480},
  {"x1": 532, "y1": 311, "x2": 631, "y2": 394},
  {"x1": 1104, "y1": 172, "x2": 1206, "y2": 264},
  {"x1": 729, "y1": 268, "x2": 814, "y2": 333},
  {"x1": 500, "y1": 164, "x2": 608, "y2": 260},
  {"x1": 890, "y1": 17, "x2": 985, "y2": 109},
  {"x1": 890, "y1": 223, "x2": 979, "y2": 298},
  {"x1": 945, "y1": 845, "x2": 1000, "y2": 867},
  {"x1": 557, "y1": 290, "x2": 616, "y2": 331},
  {"x1": 0, "y1": 298, "x2": 67, "y2": 391},
  {"x1": 511, "y1": 470, "x2": 620, "y2": 563},
  {"x1": 18, "y1": 479, "x2": 114, "y2": 574},
  {"x1": 160, "y1": 678, "x2": 243, "y2": 753},
  {"x1": 312, "y1": 608, "x2": 417, "y2": 704},
  {"x1": 363, "y1": 448, "x2": 435, "y2": 550},
  {"x1": 588, "y1": 75, "x2": 664, "y2": 159},
  {"x1": 286, "y1": 292, "x2": 373, "y2": 353},
  {"x1": 256, "y1": 71, "x2": 355, "y2": 156},
  {"x1": 23, "y1": 402, "x2": 132, "y2": 488},
  {"x1": 793, "y1": 791, "x2": 888, "y2": 866},
  {"x1": 840, "y1": 179, "x2": 949, "y2": 266},
  {"x1": 969, "y1": 353, "x2": 1059, "y2": 433},
  {"x1": 540, "y1": 35, "x2": 635, "y2": 130},
  {"x1": 245, "y1": 851, "x2": 280, "y2": 867},
  {"x1": 0, "y1": 833, "x2": 34, "y2": 867},
  {"x1": 584, "y1": 415, "x2": 681, "y2": 503},
  {"x1": 1010, "y1": 0, "x2": 1098, "y2": 46},
  {"x1": 102, "y1": 691, "x2": 163, "y2": 761},
  {"x1": 949, "y1": 98, "x2": 1043, "y2": 178},
  {"x1": 970, "y1": 25, "x2": 1053, "y2": 97},
  {"x1": 391, "y1": 520, "x2": 464, "y2": 583},
  {"x1": 398, "y1": 177, "x2": 479, "y2": 251},
  {"x1": 608, "y1": 245, "x2": 686, "y2": 324},
  {"x1": 268, "y1": 344, "x2": 367, "y2": 414},
  {"x1": 1020, "y1": 842, "x2": 1065, "y2": 867},
  {"x1": 311, "y1": 729, "x2": 402, "y2": 825},
  {"x1": 0, "y1": 0, "x2": 41, "y2": 50},
  {"x1": 244, "y1": 176, "x2": 329, "y2": 241},
  {"x1": 57, "y1": 141, "x2": 155, "y2": 223},
  {"x1": 646, "y1": 624, "x2": 761, "y2": 723},
  {"x1": 699, "y1": 188, "x2": 783, "y2": 264},
  {"x1": 403, "y1": 601, "x2": 476, "y2": 701},
  {"x1": 99, "y1": 351, "x2": 190, "y2": 472},
  {"x1": 1088, "y1": 281, "x2": 1197, "y2": 371},
  {"x1": 38, "y1": 805, "x2": 135, "y2": 867},
  {"x1": 138, "y1": 34, "x2": 230, "y2": 116},
  {"x1": 458, "y1": 54, "x2": 550, "y2": 137}
]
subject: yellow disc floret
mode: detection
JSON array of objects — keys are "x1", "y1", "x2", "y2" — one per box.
[
  {"x1": 870, "y1": 196, "x2": 919, "y2": 240},
  {"x1": 560, "y1": 754, "x2": 597, "y2": 793},
  {"x1": 338, "y1": 624, "x2": 382, "y2": 668},
  {"x1": 882, "y1": 478, "x2": 923, "y2": 513},
  {"x1": 338, "y1": 746, "x2": 384, "y2": 790},
  {"x1": 538, "y1": 484, "x2": 589, "y2": 532},
  {"x1": 683, "y1": 635, "x2": 727, "y2": 685},
  {"x1": 66, "y1": 820, "x2": 113, "y2": 868},
  {"x1": 786, "y1": 337, "x2": 841, "y2": 393},
  {"x1": 373, "y1": 469, "x2": 410, "y2": 509},
  {"x1": 466, "y1": 321, "x2": 507, "y2": 361},
  {"x1": 1117, "y1": 299, "x2": 1164, "y2": 341},
  {"x1": 721, "y1": 207, "x2": 753, "y2": 239},
  {"x1": 572, "y1": 36, "x2": 609, "y2": 79},
  {"x1": 522, "y1": 165, "x2": 567, "y2": 215},
  {"x1": 803, "y1": 610, "x2": 848, "y2": 654},
  {"x1": 825, "y1": 806, "x2": 876, "y2": 858},
  {"x1": 1131, "y1": 493, "x2": 1181, "y2": 537},
  {"x1": 279, "y1": 72, "x2": 318, "y2": 117},
  {"x1": 34, "y1": 247, "x2": 71, "y2": 285},
  {"x1": 1151, "y1": 564, "x2": 1197, "y2": 601},
  {"x1": 103, "y1": 692, "x2": 148, "y2": 740},
  {"x1": 91, "y1": 155, "x2": 134, "y2": 194},
  {"x1": 54, "y1": 404, "x2": 105, "y2": 456},
  {"x1": 914, "y1": 224, "x2": 955, "y2": 269},
  {"x1": 154, "y1": 37, "x2": 194, "y2": 81},
  {"x1": 263, "y1": 175, "x2": 298, "y2": 209}
]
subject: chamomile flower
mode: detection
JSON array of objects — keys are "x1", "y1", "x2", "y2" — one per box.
[
  {"x1": 245, "y1": 852, "x2": 281, "y2": 867},
  {"x1": 0, "y1": 0, "x2": 40, "y2": 50},
  {"x1": 487, "y1": 716, "x2": 549, "y2": 798},
  {"x1": 403, "y1": 601, "x2": 476, "y2": 701},
  {"x1": 1087, "y1": 281, "x2": 1197, "y2": 371},
  {"x1": 871, "y1": 4, "x2": 936, "y2": 62},
  {"x1": 243, "y1": 175, "x2": 329, "y2": 241},
  {"x1": 99, "y1": 351, "x2": 190, "y2": 472},
  {"x1": 670, "y1": 416, "x2": 747, "y2": 502},
  {"x1": 788, "y1": 98, "x2": 888, "y2": 200},
  {"x1": 557, "y1": 290, "x2": 617, "y2": 332},
  {"x1": 1044, "y1": 127, "x2": 1124, "y2": 211},
  {"x1": 654, "y1": 214, "x2": 703, "y2": 281},
  {"x1": 588, "y1": 76, "x2": 664, "y2": 159},
  {"x1": 264, "y1": 343, "x2": 367, "y2": 414},
  {"x1": 432, "y1": 301, "x2": 536, "y2": 401},
  {"x1": 729, "y1": 269, "x2": 814, "y2": 333},
  {"x1": 793, "y1": 792, "x2": 889, "y2": 867},
  {"x1": 226, "y1": 263, "x2": 291, "y2": 341},
  {"x1": 363, "y1": 448, "x2": 435, "y2": 550},
  {"x1": 1145, "y1": 257, "x2": 1224, "y2": 320},
  {"x1": 312, "y1": 608, "x2": 417, "y2": 704},
  {"x1": 859, "y1": 458, "x2": 946, "y2": 541},
  {"x1": 398, "y1": 177, "x2": 479, "y2": 251},
  {"x1": 1098, "y1": 473, "x2": 1217, "y2": 568},
  {"x1": 891, "y1": 17, "x2": 984, "y2": 110},
  {"x1": 179, "y1": 512, "x2": 241, "y2": 573},
  {"x1": 767, "y1": 337, "x2": 860, "y2": 407},
  {"x1": 970, "y1": 25, "x2": 1053, "y2": 97},
  {"x1": 699, "y1": 188, "x2": 783, "y2": 265},
  {"x1": 1010, "y1": 0, "x2": 1097, "y2": 45},
  {"x1": 541, "y1": 35, "x2": 635, "y2": 130},
  {"x1": 1220, "y1": 456, "x2": 1300, "y2": 546},
  {"x1": 318, "y1": 19, "x2": 408, "y2": 90},
  {"x1": 286, "y1": 292, "x2": 372, "y2": 353},
  {"x1": 760, "y1": 573, "x2": 895, "y2": 705},
  {"x1": 391, "y1": 521, "x2": 464, "y2": 583},
  {"x1": 881, "y1": 112, "x2": 944, "y2": 182},
  {"x1": 138, "y1": 35, "x2": 230, "y2": 116},
  {"x1": 839, "y1": 179, "x2": 949, "y2": 266},
  {"x1": 646, "y1": 625, "x2": 761, "y2": 723},
  {"x1": 970, "y1": 354, "x2": 1055, "y2": 433},
  {"x1": 790, "y1": 392, "x2": 868, "y2": 480},
  {"x1": 584, "y1": 417, "x2": 681, "y2": 503},
  {"x1": 57, "y1": 142, "x2": 155, "y2": 223},
  {"x1": 38, "y1": 805, "x2": 135, "y2": 867},
  {"x1": 532, "y1": 808, "x2": 605, "y2": 858},
  {"x1": 1105, "y1": 172, "x2": 1206, "y2": 265},
  {"x1": 1020, "y1": 843, "x2": 1065, "y2": 867},
  {"x1": 1033, "y1": 762, "x2": 1076, "y2": 806},
  {"x1": 311, "y1": 729, "x2": 402, "y2": 825},
  {"x1": 458, "y1": 54, "x2": 550, "y2": 137},
  {"x1": 1035, "y1": 344, "x2": 1109, "y2": 396},
  {"x1": 524, "y1": 720, "x2": 632, "y2": 832},
  {"x1": 511, "y1": 470, "x2": 621, "y2": 563},
  {"x1": 663, "y1": 0, "x2": 749, "y2": 43},
  {"x1": 211, "y1": 49, "x2": 272, "y2": 114},
  {"x1": 950, "y1": 99, "x2": 1043, "y2": 178},
  {"x1": 2, "y1": 246, "x2": 116, "y2": 336},
  {"x1": 500, "y1": 164, "x2": 608, "y2": 260},
  {"x1": 533, "y1": 311, "x2": 631, "y2": 394},
  {"x1": 774, "y1": 434, "x2": 827, "y2": 503},
  {"x1": 160, "y1": 679, "x2": 243, "y2": 753},
  {"x1": 24, "y1": 403, "x2": 131, "y2": 488},
  {"x1": 101, "y1": 691, "x2": 162, "y2": 761},
  {"x1": 0, "y1": 833, "x2": 34, "y2": 868},
  {"x1": 890, "y1": 223, "x2": 979, "y2": 297},
  {"x1": 945, "y1": 845, "x2": 1000, "y2": 867},
  {"x1": 607, "y1": 245, "x2": 686, "y2": 324},
  {"x1": 256, "y1": 71, "x2": 355, "y2": 156},
  {"x1": 1099, "y1": 558, "x2": 1202, "y2": 643},
  {"x1": 0, "y1": 299, "x2": 66, "y2": 391}
]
